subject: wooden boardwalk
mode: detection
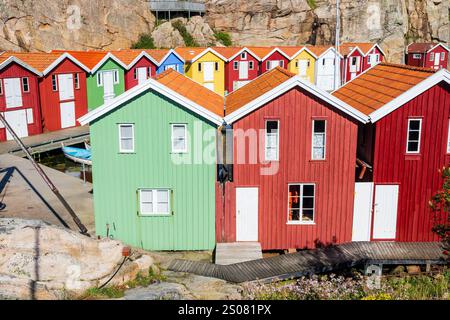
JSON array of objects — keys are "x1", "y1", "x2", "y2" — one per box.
[
  {"x1": 0, "y1": 126, "x2": 89, "y2": 156},
  {"x1": 215, "y1": 242, "x2": 263, "y2": 265},
  {"x1": 169, "y1": 242, "x2": 447, "y2": 283}
]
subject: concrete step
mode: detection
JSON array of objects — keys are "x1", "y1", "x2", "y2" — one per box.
[{"x1": 215, "y1": 242, "x2": 263, "y2": 265}]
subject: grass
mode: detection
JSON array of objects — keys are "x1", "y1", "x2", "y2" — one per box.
[
  {"x1": 214, "y1": 31, "x2": 232, "y2": 47},
  {"x1": 172, "y1": 20, "x2": 199, "y2": 47},
  {"x1": 307, "y1": 0, "x2": 317, "y2": 9},
  {"x1": 80, "y1": 267, "x2": 166, "y2": 300},
  {"x1": 131, "y1": 34, "x2": 156, "y2": 49}
]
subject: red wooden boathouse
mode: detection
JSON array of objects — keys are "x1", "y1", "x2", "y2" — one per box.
[
  {"x1": 406, "y1": 43, "x2": 449, "y2": 70},
  {"x1": 249, "y1": 47, "x2": 290, "y2": 74},
  {"x1": 334, "y1": 63, "x2": 450, "y2": 242},
  {"x1": 216, "y1": 67, "x2": 369, "y2": 250}
]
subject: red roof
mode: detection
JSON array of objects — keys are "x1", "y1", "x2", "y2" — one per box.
[
  {"x1": 332, "y1": 63, "x2": 435, "y2": 115},
  {"x1": 0, "y1": 52, "x2": 66, "y2": 72},
  {"x1": 407, "y1": 43, "x2": 449, "y2": 53}
]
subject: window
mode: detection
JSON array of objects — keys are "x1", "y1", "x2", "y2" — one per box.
[
  {"x1": 233, "y1": 61, "x2": 239, "y2": 70},
  {"x1": 430, "y1": 52, "x2": 435, "y2": 61},
  {"x1": 241, "y1": 52, "x2": 247, "y2": 60},
  {"x1": 52, "y1": 75, "x2": 58, "y2": 91},
  {"x1": 406, "y1": 119, "x2": 422, "y2": 154},
  {"x1": 147, "y1": 67, "x2": 152, "y2": 78},
  {"x1": 21, "y1": 77, "x2": 29, "y2": 93},
  {"x1": 412, "y1": 53, "x2": 421, "y2": 59},
  {"x1": 441, "y1": 53, "x2": 445, "y2": 61},
  {"x1": 171, "y1": 124, "x2": 187, "y2": 153},
  {"x1": 265, "y1": 120, "x2": 279, "y2": 161},
  {"x1": 96, "y1": 72, "x2": 103, "y2": 87},
  {"x1": 139, "y1": 189, "x2": 171, "y2": 215},
  {"x1": 266, "y1": 61, "x2": 271, "y2": 70},
  {"x1": 113, "y1": 70, "x2": 119, "y2": 84},
  {"x1": 351, "y1": 57, "x2": 357, "y2": 66},
  {"x1": 447, "y1": 120, "x2": 450, "y2": 154},
  {"x1": 198, "y1": 63, "x2": 202, "y2": 72},
  {"x1": 0, "y1": 79, "x2": 2, "y2": 95},
  {"x1": 249, "y1": 61, "x2": 254, "y2": 70},
  {"x1": 312, "y1": 120, "x2": 326, "y2": 160},
  {"x1": 279, "y1": 60, "x2": 284, "y2": 68},
  {"x1": 215, "y1": 62, "x2": 219, "y2": 71},
  {"x1": 133, "y1": 68, "x2": 138, "y2": 80},
  {"x1": 288, "y1": 184, "x2": 315, "y2": 224},
  {"x1": 295, "y1": 61, "x2": 298, "y2": 68},
  {"x1": 118, "y1": 124, "x2": 134, "y2": 153},
  {"x1": 74, "y1": 73, "x2": 80, "y2": 89},
  {"x1": 322, "y1": 59, "x2": 326, "y2": 66}
]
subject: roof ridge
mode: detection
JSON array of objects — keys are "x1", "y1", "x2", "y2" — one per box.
[{"x1": 379, "y1": 62, "x2": 436, "y2": 73}]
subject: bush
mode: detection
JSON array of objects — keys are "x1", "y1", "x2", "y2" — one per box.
[
  {"x1": 214, "y1": 31, "x2": 232, "y2": 47},
  {"x1": 131, "y1": 34, "x2": 156, "y2": 49},
  {"x1": 307, "y1": 0, "x2": 317, "y2": 9},
  {"x1": 172, "y1": 20, "x2": 198, "y2": 47}
]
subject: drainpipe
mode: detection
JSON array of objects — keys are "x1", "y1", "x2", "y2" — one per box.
[
  {"x1": 0, "y1": 113, "x2": 88, "y2": 235},
  {"x1": 334, "y1": 0, "x2": 341, "y2": 90}
]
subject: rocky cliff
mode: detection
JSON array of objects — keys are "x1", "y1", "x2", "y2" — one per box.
[{"x1": 0, "y1": 0, "x2": 448, "y2": 63}]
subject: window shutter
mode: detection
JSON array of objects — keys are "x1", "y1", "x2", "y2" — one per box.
[{"x1": 170, "y1": 189, "x2": 174, "y2": 215}]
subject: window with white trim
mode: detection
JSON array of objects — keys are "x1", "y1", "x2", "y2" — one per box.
[
  {"x1": 74, "y1": 73, "x2": 80, "y2": 89},
  {"x1": 118, "y1": 124, "x2": 134, "y2": 153},
  {"x1": 139, "y1": 189, "x2": 171, "y2": 215},
  {"x1": 279, "y1": 60, "x2": 284, "y2": 68},
  {"x1": 96, "y1": 72, "x2": 103, "y2": 87},
  {"x1": 406, "y1": 119, "x2": 422, "y2": 154},
  {"x1": 233, "y1": 61, "x2": 239, "y2": 70},
  {"x1": 52, "y1": 74, "x2": 58, "y2": 91},
  {"x1": 198, "y1": 63, "x2": 202, "y2": 72},
  {"x1": 288, "y1": 184, "x2": 315, "y2": 223},
  {"x1": 133, "y1": 68, "x2": 138, "y2": 80},
  {"x1": 0, "y1": 79, "x2": 2, "y2": 95},
  {"x1": 447, "y1": 119, "x2": 450, "y2": 154},
  {"x1": 171, "y1": 124, "x2": 187, "y2": 153},
  {"x1": 215, "y1": 62, "x2": 219, "y2": 71},
  {"x1": 113, "y1": 70, "x2": 119, "y2": 84},
  {"x1": 412, "y1": 53, "x2": 421, "y2": 59},
  {"x1": 249, "y1": 61, "x2": 254, "y2": 70},
  {"x1": 241, "y1": 52, "x2": 247, "y2": 60},
  {"x1": 147, "y1": 67, "x2": 152, "y2": 78},
  {"x1": 441, "y1": 53, "x2": 445, "y2": 61},
  {"x1": 312, "y1": 120, "x2": 326, "y2": 160},
  {"x1": 265, "y1": 120, "x2": 279, "y2": 161},
  {"x1": 266, "y1": 61, "x2": 271, "y2": 70},
  {"x1": 430, "y1": 52, "x2": 435, "y2": 61},
  {"x1": 21, "y1": 77, "x2": 29, "y2": 93}
]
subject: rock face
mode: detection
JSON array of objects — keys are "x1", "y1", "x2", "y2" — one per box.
[
  {"x1": 0, "y1": 218, "x2": 153, "y2": 300},
  {"x1": 0, "y1": 0, "x2": 155, "y2": 52},
  {"x1": 0, "y1": 0, "x2": 448, "y2": 63}
]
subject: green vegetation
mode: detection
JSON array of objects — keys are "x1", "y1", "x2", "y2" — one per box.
[
  {"x1": 80, "y1": 267, "x2": 166, "y2": 300},
  {"x1": 244, "y1": 269, "x2": 450, "y2": 300},
  {"x1": 214, "y1": 31, "x2": 232, "y2": 47},
  {"x1": 430, "y1": 166, "x2": 450, "y2": 257},
  {"x1": 172, "y1": 20, "x2": 199, "y2": 47},
  {"x1": 131, "y1": 34, "x2": 156, "y2": 49},
  {"x1": 307, "y1": 0, "x2": 317, "y2": 10}
]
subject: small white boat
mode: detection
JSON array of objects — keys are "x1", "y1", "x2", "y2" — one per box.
[{"x1": 62, "y1": 146, "x2": 92, "y2": 166}]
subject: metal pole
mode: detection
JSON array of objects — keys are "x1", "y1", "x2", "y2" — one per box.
[
  {"x1": 82, "y1": 163, "x2": 86, "y2": 184},
  {"x1": 0, "y1": 113, "x2": 88, "y2": 235},
  {"x1": 334, "y1": 0, "x2": 341, "y2": 90}
]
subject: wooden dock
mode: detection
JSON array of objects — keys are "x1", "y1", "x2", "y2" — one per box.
[
  {"x1": 215, "y1": 242, "x2": 263, "y2": 265},
  {"x1": 169, "y1": 242, "x2": 447, "y2": 283},
  {"x1": 0, "y1": 126, "x2": 89, "y2": 156}
]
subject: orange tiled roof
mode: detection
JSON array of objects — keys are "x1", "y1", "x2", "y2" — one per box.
[
  {"x1": 0, "y1": 52, "x2": 65, "y2": 72},
  {"x1": 174, "y1": 47, "x2": 208, "y2": 62},
  {"x1": 225, "y1": 67, "x2": 296, "y2": 115},
  {"x1": 145, "y1": 49, "x2": 170, "y2": 63},
  {"x1": 277, "y1": 46, "x2": 308, "y2": 58},
  {"x1": 332, "y1": 63, "x2": 435, "y2": 115},
  {"x1": 340, "y1": 43, "x2": 378, "y2": 56},
  {"x1": 210, "y1": 47, "x2": 243, "y2": 60},
  {"x1": 54, "y1": 50, "x2": 108, "y2": 69},
  {"x1": 305, "y1": 45, "x2": 332, "y2": 57},
  {"x1": 109, "y1": 49, "x2": 144, "y2": 66},
  {"x1": 154, "y1": 68, "x2": 224, "y2": 117},
  {"x1": 246, "y1": 46, "x2": 277, "y2": 60}
]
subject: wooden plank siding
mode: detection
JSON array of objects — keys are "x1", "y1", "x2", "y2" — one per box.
[
  {"x1": 373, "y1": 81, "x2": 450, "y2": 242},
  {"x1": 217, "y1": 87, "x2": 359, "y2": 250},
  {"x1": 90, "y1": 90, "x2": 217, "y2": 251}
]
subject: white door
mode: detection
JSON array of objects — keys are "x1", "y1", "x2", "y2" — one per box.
[
  {"x1": 165, "y1": 64, "x2": 177, "y2": 71},
  {"x1": 4, "y1": 78, "x2": 23, "y2": 108},
  {"x1": 369, "y1": 54, "x2": 379, "y2": 66},
  {"x1": 58, "y1": 74, "x2": 74, "y2": 101},
  {"x1": 268, "y1": 60, "x2": 280, "y2": 70},
  {"x1": 373, "y1": 185, "x2": 399, "y2": 239},
  {"x1": 434, "y1": 53, "x2": 440, "y2": 67},
  {"x1": 103, "y1": 71, "x2": 115, "y2": 102},
  {"x1": 317, "y1": 58, "x2": 335, "y2": 91},
  {"x1": 60, "y1": 101, "x2": 76, "y2": 128},
  {"x1": 236, "y1": 187, "x2": 258, "y2": 242},
  {"x1": 137, "y1": 67, "x2": 147, "y2": 85},
  {"x1": 5, "y1": 109, "x2": 28, "y2": 140},
  {"x1": 239, "y1": 61, "x2": 249, "y2": 79},
  {"x1": 298, "y1": 60, "x2": 308, "y2": 77},
  {"x1": 203, "y1": 62, "x2": 214, "y2": 82},
  {"x1": 204, "y1": 82, "x2": 215, "y2": 91},
  {"x1": 352, "y1": 183, "x2": 374, "y2": 241}
]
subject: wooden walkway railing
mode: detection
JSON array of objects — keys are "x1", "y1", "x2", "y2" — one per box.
[{"x1": 168, "y1": 242, "x2": 447, "y2": 283}]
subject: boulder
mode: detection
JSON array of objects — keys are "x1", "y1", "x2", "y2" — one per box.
[{"x1": 0, "y1": 218, "x2": 153, "y2": 300}]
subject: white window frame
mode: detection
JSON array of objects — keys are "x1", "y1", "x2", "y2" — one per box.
[
  {"x1": 52, "y1": 74, "x2": 58, "y2": 91},
  {"x1": 96, "y1": 72, "x2": 103, "y2": 87},
  {"x1": 171, "y1": 123, "x2": 188, "y2": 153},
  {"x1": 312, "y1": 119, "x2": 326, "y2": 160},
  {"x1": 147, "y1": 67, "x2": 152, "y2": 77},
  {"x1": 279, "y1": 60, "x2": 284, "y2": 68},
  {"x1": 241, "y1": 52, "x2": 247, "y2": 60},
  {"x1": 21, "y1": 77, "x2": 29, "y2": 93},
  {"x1": 249, "y1": 61, "x2": 254, "y2": 70},
  {"x1": 264, "y1": 120, "x2": 279, "y2": 161},
  {"x1": 74, "y1": 73, "x2": 80, "y2": 89},
  {"x1": 447, "y1": 119, "x2": 450, "y2": 154},
  {"x1": 287, "y1": 183, "x2": 316, "y2": 225},
  {"x1": 198, "y1": 62, "x2": 202, "y2": 72},
  {"x1": 133, "y1": 68, "x2": 138, "y2": 80},
  {"x1": 406, "y1": 118, "x2": 422, "y2": 154},
  {"x1": 430, "y1": 52, "x2": 435, "y2": 62},
  {"x1": 118, "y1": 123, "x2": 135, "y2": 153},
  {"x1": 233, "y1": 61, "x2": 239, "y2": 70},
  {"x1": 412, "y1": 53, "x2": 421, "y2": 59},
  {"x1": 441, "y1": 53, "x2": 445, "y2": 61},
  {"x1": 138, "y1": 189, "x2": 171, "y2": 216},
  {"x1": 113, "y1": 70, "x2": 119, "y2": 84},
  {"x1": 266, "y1": 61, "x2": 271, "y2": 70},
  {"x1": 215, "y1": 62, "x2": 219, "y2": 71}
]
